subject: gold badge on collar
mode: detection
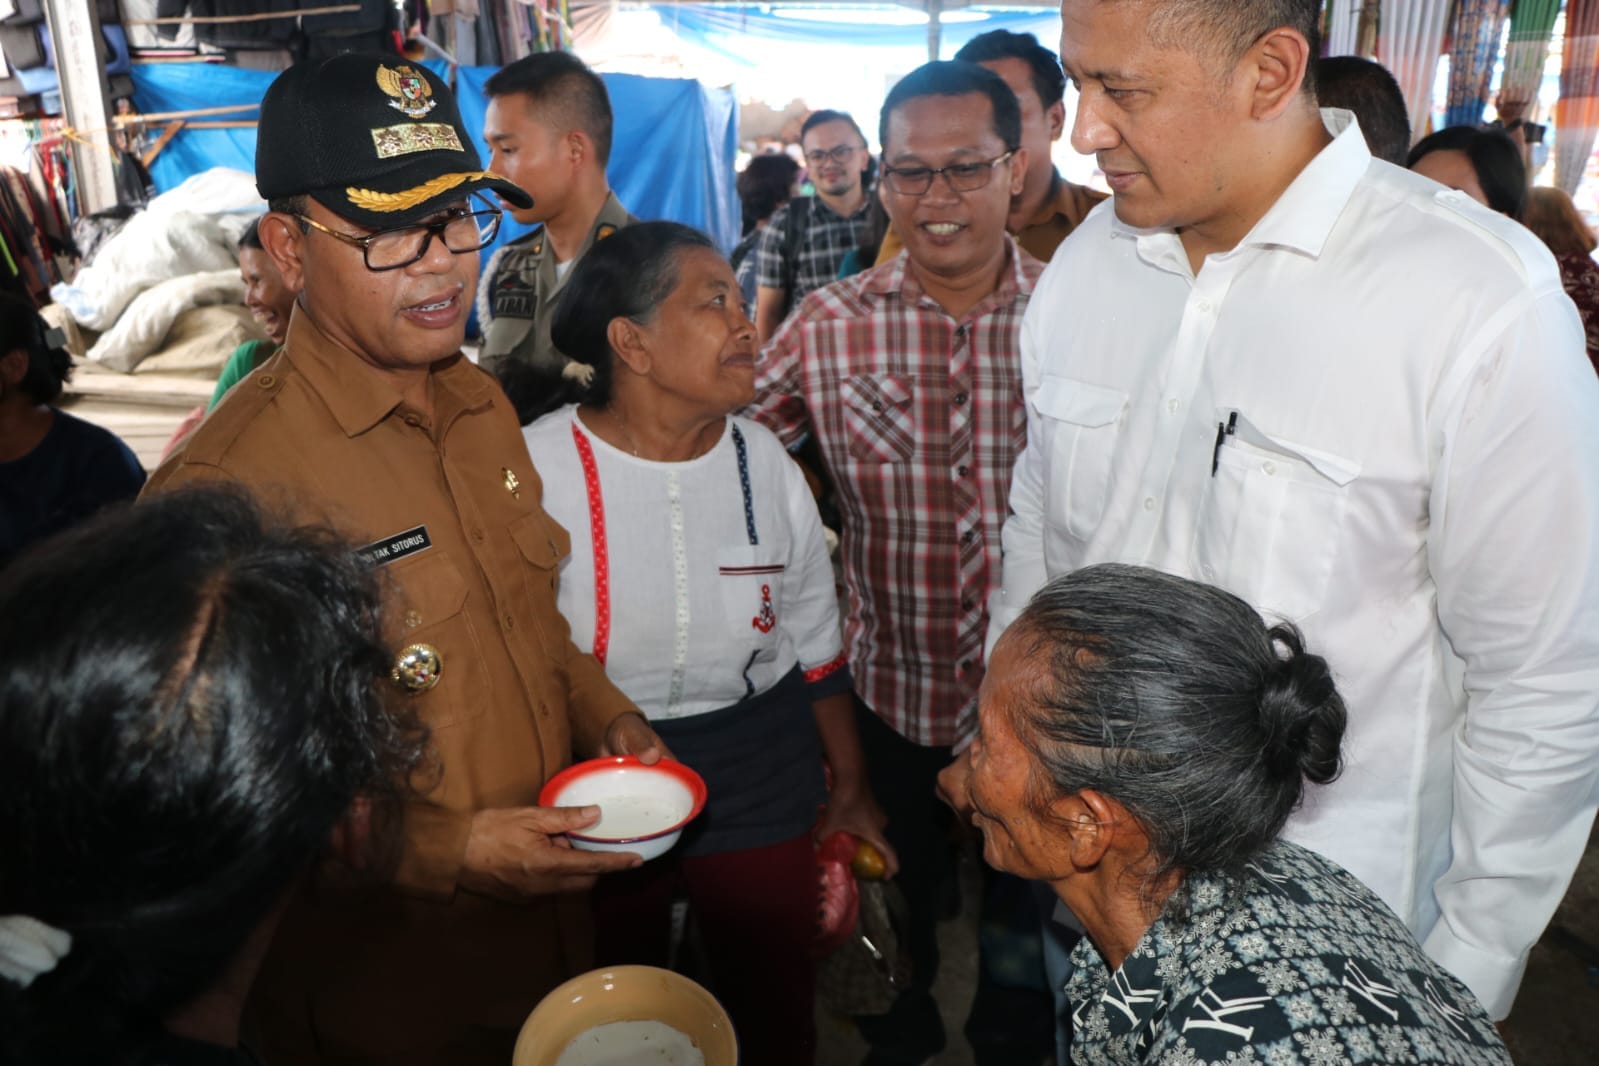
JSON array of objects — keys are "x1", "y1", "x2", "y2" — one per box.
[
  {"x1": 376, "y1": 64, "x2": 437, "y2": 120},
  {"x1": 392, "y1": 643, "x2": 443, "y2": 693},
  {"x1": 596, "y1": 224, "x2": 618, "y2": 241},
  {"x1": 503, "y1": 467, "x2": 521, "y2": 499}
]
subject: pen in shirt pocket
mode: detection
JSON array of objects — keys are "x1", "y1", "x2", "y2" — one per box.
[{"x1": 1211, "y1": 411, "x2": 1238, "y2": 476}]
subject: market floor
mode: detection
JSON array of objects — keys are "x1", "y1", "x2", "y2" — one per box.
[{"x1": 817, "y1": 825, "x2": 1599, "y2": 1066}]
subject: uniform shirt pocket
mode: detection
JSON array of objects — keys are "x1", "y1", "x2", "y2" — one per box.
[
  {"x1": 718, "y1": 545, "x2": 787, "y2": 664},
  {"x1": 1191, "y1": 410, "x2": 1359, "y2": 622},
  {"x1": 842, "y1": 373, "x2": 916, "y2": 464},
  {"x1": 386, "y1": 552, "x2": 490, "y2": 729},
  {"x1": 1035, "y1": 375, "x2": 1128, "y2": 540},
  {"x1": 511, "y1": 511, "x2": 574, "y2": 663}
]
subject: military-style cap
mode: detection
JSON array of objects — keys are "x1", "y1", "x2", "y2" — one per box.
[{"x1": 256, "y1": 53, "x2": 532, "y2": 230}]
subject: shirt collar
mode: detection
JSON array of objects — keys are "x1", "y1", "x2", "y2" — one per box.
[
  {"x1": 1110, "y1": 108, "x2": 1370, "y2": 265},
  {"x1": 281, "y1": 306, "x2": 494, "y2": 438},
  {"x1": 865, "y1": 234, "x2": 1035, "y2": 313}
]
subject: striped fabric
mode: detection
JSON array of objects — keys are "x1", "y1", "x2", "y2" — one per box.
[
  {"x1": 1377, "y1": 0, "x2": 1454, "y2": 141},
  {"x1": 747, "y1": 241, "x2": 1043, "y2": 745},
  {"x1": 1499, "y1": 0, "x2": 1562, "y2": 124},
  {"x1": 1557, "y1": 0, "x2": 1599, "y2": 194}
]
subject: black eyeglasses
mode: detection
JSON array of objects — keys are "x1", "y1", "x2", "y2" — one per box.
[
  {"x1": 804, "y1": 144, "x2": 863, "y2": 167},
  {"x1": 880, "y1": 151, "x2": 1016, "y2": 196},
  {"x1": 295, "y1": 198, "x2": 503, "y2": 271}
]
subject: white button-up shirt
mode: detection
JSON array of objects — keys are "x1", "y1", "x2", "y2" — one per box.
[{"x1": 993, "y1": 110, "x2": 1599, "y2": 1018}]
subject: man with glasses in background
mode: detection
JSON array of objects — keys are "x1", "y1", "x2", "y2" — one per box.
[
  {"x1": 750, "y1": 61, "x2": 1043, "y2": 1065},
  {"x1": 147, "y1": 55, "x2": 665, "y2": 1066},
  {"x1": 754, "y1": 109, "x2": 874, "y2": 342}
]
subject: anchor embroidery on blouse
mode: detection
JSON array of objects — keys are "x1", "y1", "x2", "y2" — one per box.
[{"x1": 752, "y1": 584, "x2": 777, "y2": 633}]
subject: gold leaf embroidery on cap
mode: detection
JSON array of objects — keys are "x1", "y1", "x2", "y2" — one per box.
[
  {"x1": 371, "y1": 123, "x2": 464, "y2": 160},
  {"x1": 376, "y1": 64, "x2": 437, "y2": 120},
  {"x1": 345, "y1": 171, "x2": 493, "y2": 212}
]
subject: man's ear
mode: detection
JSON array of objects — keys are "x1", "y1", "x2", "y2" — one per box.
[
  {"x1": 1008, "y1": 147, "x2": 1030, "y2": 197},
  {"x1": 606, "y1": 316, "x2": 651, "y2": 376},
  {"x1": 1046, "y1": 99, "x2": 1067, "y2": 142},
  {"x1": 259, "y1": 212, "x2": 308, "y2": 293},
  {"x1": 0, "y1": 347, "x2": 25, "y2": 387},
  {"x1": 1245, "y1": 27, "x2": 1312, "y2": 122},
  {"x1": 567, "y1": 129, "x2": 592, "y2": 169}
]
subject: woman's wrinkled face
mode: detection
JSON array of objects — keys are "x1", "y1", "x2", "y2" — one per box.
[
  {"x1": 967, "y1": 630, "x2": 1073, "y2": 881},
  {"x1": 632, "y1": 247, "x2": 758, "y2": 417}
]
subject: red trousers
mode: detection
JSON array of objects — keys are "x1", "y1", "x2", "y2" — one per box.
[{"x1": 593, "y1": 832, "x2": 819, "y2": 1066}]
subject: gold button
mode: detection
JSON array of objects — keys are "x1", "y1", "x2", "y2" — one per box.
[
  {"x1": 404, "y1": 609, "x2": 423, "y2": 629},
  {"x1": 257, "y1": 374, "x2": 276, "y2": 388},
  {"x1": 502, "y1": 613, "x2": 514, "y2": 630},
  {"x1": 392, "y1": 643, "x2": 442, "y2": 693}
]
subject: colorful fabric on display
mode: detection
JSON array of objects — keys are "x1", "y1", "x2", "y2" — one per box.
[
  {"x1": 1376, "y1": 0, "x2": 1453, "y2": 142},
  {"x1": 1445, "y1": 0, "x2": 1512, "y2": 128},
  {"x1": 1557, "y1": 0, "x2": 1599, "y2": 194},
  {"x1": 1500, "y1": 0, "x2": 1562, "y2": 119}
]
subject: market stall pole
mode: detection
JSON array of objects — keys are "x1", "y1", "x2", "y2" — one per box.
[{"x1": 43, "y1": 0, "x2": 117, "y2": 213}]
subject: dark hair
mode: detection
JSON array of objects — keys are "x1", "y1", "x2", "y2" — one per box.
[
  {"x1": 238, "y1": 216, "x2": 265, "y2": 252},
  {"x1": 737, "y1": 153, "x2": 801, "y2": 235},
  {"x1": 800, "y1": 109, "x2": 866, "y2": 148},
  {"x1": 485, "y1": 52, "x2": 615, "y2": 166},
  {"x1": 879, "y1": 61, "x2": 1022, "y2": 154},
  {"x1": 0, "y1": 486, "x2": 428, "y2": 1062},
  {"x1": 513, "y1": 221, "x2": 717, "y2": 423},
  {"x1": 1407, "y1": 126, "x2": 1528, "y2": 220},
  {"x1": 1006, "y1": 564, "x2": 1346, "y2": 891},
  {"x1": 1146, "y1": 0, "x2": 1322, "y2": 95},
  {"x1": 267, "y1": 195, "x2": 310, "y2": 234},
  {"x1": 954, "y1": 29, "x2": 1066, "y2": 109},
  {"x1": 0, "y1": 291, "x2": 70, "y2": 405},
  {"x1": 1315, "y1": 55, "x2": 1411, "y2": 167},
  {"x1": 1525, "y1": 186, "x2": 1598, "y2": 258}
]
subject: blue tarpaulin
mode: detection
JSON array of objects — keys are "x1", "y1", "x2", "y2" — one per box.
[{"x1": 130, "y1": 63, "x2": 740, "y2": 254}]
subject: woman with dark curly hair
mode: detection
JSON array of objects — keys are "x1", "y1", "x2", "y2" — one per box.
[
  {"x1": 941, "y1": 564, "x2": 1510, "y2": 1064},
  {"x1": 0, "y1": 486, "x2": 429, "y2": 1065}
]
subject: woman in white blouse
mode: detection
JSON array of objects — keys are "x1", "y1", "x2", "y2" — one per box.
[{"x1": 519, "y1": 222, "x2": 895, "y2": 1066}]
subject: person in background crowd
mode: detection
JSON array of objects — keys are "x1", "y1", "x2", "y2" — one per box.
[
  {"x1": 0, "y1": 486, "x2": 430, "y2": 1065},
  {"x1": 1315, "y1": 55, "x2": 1412, "y2": 167},
  {"x1": 942, "y1": 565, "x2": 1512, "y2": 1065},
  {"x1": 997, "y1": 0, "x2": 1599, "y2": 1024},
  {"x1": 147, "y1": 55, "x2": 665, "y2": 1065},
  {"x1": 754, "y1": 109, "x2": 873, "y2": 342},
  {"x1": 212, "y1": 217, "x2": 297, "y2": 409},
  {"x1": 1407, "y1": 125, "x2": 1527, "y2": 219},
  {"x1": 732, "y1": 152, "x2": 802, "y2": 307},
  {"x1": 522, "y1": 220, "x2": 895, "y2": 1066},
  {"x1": 751, "y1": 60, "x2": 1040, "y2": 1065},
  {"x1": 0, "y1": 290, "x2": 144, "y2": 568},
  {"x1": 480, "y1": 51, "x2": 638, "y2": 389},
  {"x1": 1524, "y1": 185, "x2": 1599, "y2": 374}
]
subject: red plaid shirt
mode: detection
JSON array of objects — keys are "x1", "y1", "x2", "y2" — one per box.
[{"x1": 748, "y1": 240, "x2": 1042, "y2": 745}]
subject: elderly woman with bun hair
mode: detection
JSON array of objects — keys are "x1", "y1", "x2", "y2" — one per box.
[{"x1": 942, "y1": 564, "x2": 1510, "y2": 1065}]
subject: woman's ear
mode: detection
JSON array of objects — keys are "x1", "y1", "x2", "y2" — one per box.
[
  {"x1": 1052, "y1": 788, "x2": 1120, "y2": 870},
  {"x1": 0, "y1": 348, "x2": 26, "y2": 387},
  {"x1": 606, "y1": 317, "x2": 652, "y2": 376}
]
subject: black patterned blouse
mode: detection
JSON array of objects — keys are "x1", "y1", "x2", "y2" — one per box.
[{"x1": 1066, "y1": 840, "x2": 1510, "y2": 1065}]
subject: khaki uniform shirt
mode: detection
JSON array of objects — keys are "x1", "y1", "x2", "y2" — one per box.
[
  {"x1": 145, "y1": 310, "x2": 637, "y2": 1064},
  {"x1": 478, "y1": 191, "x2": 636, "y2": 377},
  {"x1": 875, "y1": 170, "x2": 1108, "y2": 266}
]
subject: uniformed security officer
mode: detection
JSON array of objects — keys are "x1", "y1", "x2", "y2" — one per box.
[
  {"x1": 478, "y1": 52, "x2": 637, "y2": 384},
  {"x1": 145, "y1": 54, "x2": 665, "y2": 1066}
]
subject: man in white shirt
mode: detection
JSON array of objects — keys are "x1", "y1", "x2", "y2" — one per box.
[{"x1": 992, "y1": 0, "x2": 1599, "y2": 1022}]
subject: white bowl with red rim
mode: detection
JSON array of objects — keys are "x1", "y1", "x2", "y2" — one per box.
[{"x1": 539, "y1": 755, "x2": 707, "y2": 861}]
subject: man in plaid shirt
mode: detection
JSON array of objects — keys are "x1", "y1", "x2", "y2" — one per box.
[
  {"x1": 753, "y1": 109, "x2": 874, "y2": 343},
  {"x1": 749, "y1": 61, "x2": 1044, "y2": 1065}
]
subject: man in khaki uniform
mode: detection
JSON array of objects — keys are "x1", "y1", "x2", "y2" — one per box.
[
  {"x1": 479, "y1": 51, "x2": 636, "y2": 384},
  {"x1": 146, "y1": 54, "x2": 663, "y2": 1066}
]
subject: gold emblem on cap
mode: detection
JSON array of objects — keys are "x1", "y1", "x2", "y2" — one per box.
[
  {"x1": 392, "y1": 643, "x2": 443, "y2": 693},
  {"x1": 346, "y1": 171, "x2": 495, "y2": 213},
  {"x1": 376, "y1": 64, "x2": 437, "y2": 120},
  {"x1": 503, "y1": 467, "x2": 521, "y2": 499}
]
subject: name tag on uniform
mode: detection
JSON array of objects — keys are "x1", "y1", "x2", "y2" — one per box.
[{"x1": 355, "y1": 525, "x2": 432, "y2": 567}]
